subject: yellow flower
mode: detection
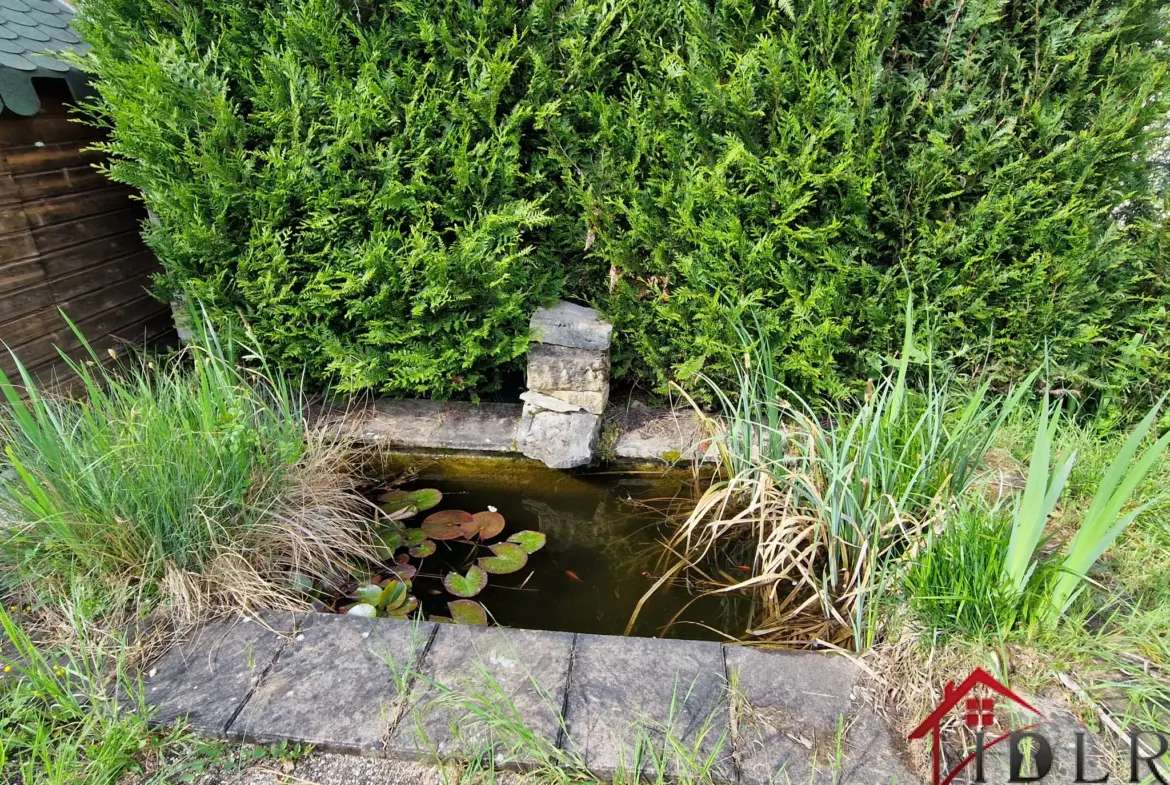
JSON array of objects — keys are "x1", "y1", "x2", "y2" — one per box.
[{"x1": 3, "y1": 665, "x2": 10, "y2": 672}]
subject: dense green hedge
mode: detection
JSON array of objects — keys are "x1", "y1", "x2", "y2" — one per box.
[{"x1": 76, "y1": 0, "x2": 1170, "y2": 402}]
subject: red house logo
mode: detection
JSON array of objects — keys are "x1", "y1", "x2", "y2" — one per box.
[{"x1": 908, "y1": 667, "x2": 1045, "y2": 785}]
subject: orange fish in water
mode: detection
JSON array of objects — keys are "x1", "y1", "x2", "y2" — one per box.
[
  {"x1": 736, "y1": 565, "x2": 751, "y2": 571},
  {"x1": 565, "y1": 570, "x2": 581, "y2": 581}
]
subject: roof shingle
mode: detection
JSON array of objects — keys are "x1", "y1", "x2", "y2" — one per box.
[{"x1": 0, "y1": 0, "x2": 89, "y2": 115}]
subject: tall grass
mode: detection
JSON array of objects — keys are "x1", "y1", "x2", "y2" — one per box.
[
  {"x1": 647, "y1": 300, "x2": 1032, "y2": 649},
  {"x1": 0, "y1": 601, "x2": 202, "y2": 783},
  {"x1": 0, "y1": 308, "x2": 376, "y2": 619}
]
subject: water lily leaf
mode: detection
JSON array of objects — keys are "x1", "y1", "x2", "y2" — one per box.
[
  {"x1": 289, "y1": 572, "x2": 314, "y2": 594},
  {"x1": 386, "y1": 596, "x2": 419, "y2": 619},
  {"x1": 378, "y1": 580, "x2": 408, "y2": 611},
  {"x1": 443, "y1": 565, "x2": 488, "y2": 598},
  {"x1": 406, "y1": 488, "x2": 442, "y2": 512},
  {"x1": 409, "y1": 539, "x2": 436, "y2": 558},
  {"x1": 405, "y1": 528, "x2": 429, "y2": 546},
  {"x1": 347, "y1": 603, "x2": 377, "y2": 617},
  {"x1": 478, "y1": 542, "x2": 528, "y2": 575},
  {"x1": 373, "y1": 529, "x2": 404, "y2": 561},
  {"x1": 385, "y1": 562, "x2": 418, "y2": 582},
  {"x1": 507, "y1": 530, "x2": 546, "y2": 554},
  {"x1": 462, "y1": 511, "x2": 505, "y2": 540},
  {"x1": 422, "y1": 510, "x2": 474, "y2": 540},
  {"x1": 448, "y1": 599, "x2": 488, "y2": 626},
  {"x1": 355, "y1": 584, "x2": 383, "y2": 605},
  {"x1": 378, "y1": 489, "x2": 412, "y2": 511},
  {"x1": 429, "y1": 616, "x2": 454, "y2": 624}
]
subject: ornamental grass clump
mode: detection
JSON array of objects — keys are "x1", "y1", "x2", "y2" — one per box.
[{"x1": 0, "y1": 310, "x2": 377, "y2": 621}]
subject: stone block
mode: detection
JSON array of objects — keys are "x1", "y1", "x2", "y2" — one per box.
[
  {"x1": 563, "y1": 633, "x2": 735, "y2": 782},
  {"x1": 530, "y1": 301, "x2": 613, "y2": 351},
  {"x1": 437, "y1": 402, "x2": 522, "y2": 452},
  {"x1": 139, "y1": 612, "x2": 300, "y2": 737},
  {"x1": 519, "y1": 390, "x2": 585, "y2": 413},
  {"x1": 518, "y1": 405, "x2": 600, "y2": 469},
  {"x1": 540, "y1": 388, "x2": 608, "y2": 416},
  {"x1": 725, "y1": 646, "x2": 916, "y2": 785},
  {"x1": 611, "y1": 405, "x2": 712, "y2": 463},
  {"x1": 526, "y1": 344, "x2": 608, "y2": 393},
  {"x1": 229, "y1": 614, "x2": 435, "y2": 753},
  {"x1": 387, "y1": 626, "x2": 575, "y2": 765}
]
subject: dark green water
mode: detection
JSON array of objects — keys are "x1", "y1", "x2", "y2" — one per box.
[{"x1": 376, "y1": 455, "x2": 751, "y2": 641}]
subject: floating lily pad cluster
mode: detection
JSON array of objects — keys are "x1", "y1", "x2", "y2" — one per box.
[{"x1": 337, "y1": 487, "x2": 546, "y2": 626}]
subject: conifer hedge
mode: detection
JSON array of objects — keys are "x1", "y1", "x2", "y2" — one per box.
[{"x1": 75, "y1": 0, "x2": 1170, "y2": 402}]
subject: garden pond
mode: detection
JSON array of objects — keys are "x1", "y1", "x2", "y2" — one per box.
[{"x1": 317, "y1": 455, "x2": 752, "y2": 641}]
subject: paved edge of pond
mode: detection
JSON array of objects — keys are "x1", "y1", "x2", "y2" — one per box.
[
  {"x1": 322, "y1": 398, "x2": 716, "y2": 465},
  {"x1": 136, "y1": 613, "x2": 920, "y2": 785}
]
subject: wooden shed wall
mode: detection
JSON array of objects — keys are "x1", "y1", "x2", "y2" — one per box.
[{"x1": 0, "y1": 80, "x2": 173, "y2": 382}]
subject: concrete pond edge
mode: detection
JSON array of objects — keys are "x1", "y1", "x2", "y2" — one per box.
[{"x1": 137, "y1": 612, "x2": 919, "y2": 785}]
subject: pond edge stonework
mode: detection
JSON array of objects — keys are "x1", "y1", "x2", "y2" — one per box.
[{"x1": 137, "y1": 612, "x2": 919, "y2": 785}]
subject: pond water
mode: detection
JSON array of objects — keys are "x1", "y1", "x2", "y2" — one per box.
[{"x1": 369, "y1": 455, "x2": 752, "y2": 641}]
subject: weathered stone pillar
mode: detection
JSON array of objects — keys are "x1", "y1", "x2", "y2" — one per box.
[{"x1": 518, "y1": 301, "x2": 612, "y2": 469}]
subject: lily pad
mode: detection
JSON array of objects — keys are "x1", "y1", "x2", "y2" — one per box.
[
  {"x1": 386, "y1": 596, "x2": 419, "y2": 619},
  {"x1": 347, "y1": 603, "x2": 377, "y2": 617},
  {"x1": 354, "y1": 584, "x2": 383, "y2": 605},
  {"x1": 405, "y1": 528, "x2": 429, "y2": 546},
  {"x1": 378, "y1": 580, "x2": 408, "y2": 611},
  {"x1": 406, "y1": 488, "x2": 442, "y2": 512},
  {"x1": 373, "y1": 529, "x2": 405, "y2": 560},
  {"x1": 378, "y1": 489, "x2": 412, "y2": 511},
  {"x1": 443, "y1": 564, "x2": 488, "y2": 598},
  {"x1": 462, "y1": 511, "x2": 505, "y2": 540},
  {"x1": 507, "y1": 530, "x2": 546, "y2": 554},
  {"x1": 429, "y1": 616, "x2": 455, "y2": 624},
  {"x1": 448, "y1": 599, "x2": 488, "y2": 626},
  {"x1": 385, "y1": 562, "x2": 418, "y2": 582},
  {"x1": 408, "y1": 539, "x2": 436, "y2": 558},
  {"x1": 422, "y1": 510, "x2": 475, "y2": 540},
  {"x1": 478, "y1": 542, "x2": 528, "y2": 575}
]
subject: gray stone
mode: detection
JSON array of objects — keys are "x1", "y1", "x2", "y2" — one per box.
[
  {"x1": 530, "y1": 301, "x2": 613, "y2": 351},
  {"x1": 563, "y1": 633, "x2": 735, "y2": 782},
  {"x1": 540, "y1": 388, "x2": 608, "y2": 416},
  {"x1": 356, "y1": 400, "x2": 521, "y2": 453},
  {"x1": 387, "y1": 626, "x2": 575, "y2": 765},
  {"x1": 725, "y1": 647, "x2": 917, "y2": 785},
  {"x1": 518, "y1": 406, "x2": 600, "y2": 469},
  {"x1": 229, "y1": 614, "x2": 435, "y2": 753},
  {"x1": 526, "y1": 344, "x2": 609, "y2": 393},
  {"x1": 436, "y1": 402, "x2": 522, "y2": 452},
  {"x1": 140, "y1": 612, "x2": 300, "y2": 736},
  {"x1": 519, "y1": 389, "x2": 584, "y2": 414},
  {"x1": 361, "y1": 399, "x2": 446, "y2": 446},
  {"x1": 611, "y1": 405, "x2": 715, "y2": 463}
]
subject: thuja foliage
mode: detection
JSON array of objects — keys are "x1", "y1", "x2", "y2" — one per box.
[{"x1": 74, "y1": 0, "x2": 1170, "y2": 402}]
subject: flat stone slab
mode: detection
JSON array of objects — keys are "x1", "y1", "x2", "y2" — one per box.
[
  {"x1": 564, "y1": 633, "x2": 735, "y2": 782},
  {"x1": 530, "y1": 301, "x2": 613, "y2": 351},
  {"x1": 229, "y1": 614, "x2": 435, "y2": 753},
  {"x1": 140, "y1": 612, "x2": 299, "y2": 736},
  {"x1": 725, "y1": 647, "x2": 916, "y2": 785},
  {"x1": 610, "y1": 405, "x2": 715, "y2": 463},
  {"x1": 357, "y1": 400, "x2": 521, "y2": 453},
  {"x1": 388, "y1": 626, "x2": 575, "y2": 764}
]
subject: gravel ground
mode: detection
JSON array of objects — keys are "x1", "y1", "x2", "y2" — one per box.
[{"x1": 195, "y1": 750, "x2": 529, "y2": 785}]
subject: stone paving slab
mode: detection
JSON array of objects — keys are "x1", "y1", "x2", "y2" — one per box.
[
  {"x1": 387, "y1": 625, "x2": 575, "y2": 765},
  {"x1": 140, "y1": 612, "x2": 300, "y2": 736},
  {"x1": 530, "y1": 301, "x2": 613, "y2": 351},
  {"x1": 563, "y1": 633, "x2": 736, "y2": 782},
  {"x1": 228, "y1": 614, "x2": 435, "y2": 753},
  {"x1": 610, "y1": 405, "x2": 715, "y2": 463},
  {"x1": 725, "y1": 647, "x2": 916, "y2": 785},
  {"x1": 360, "y1": 400, "x2": 521, "y2": 453}
]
